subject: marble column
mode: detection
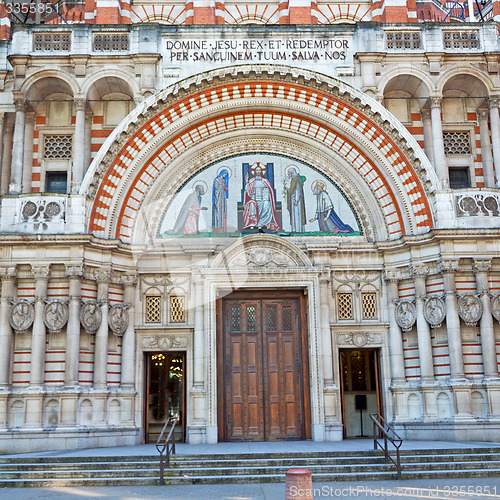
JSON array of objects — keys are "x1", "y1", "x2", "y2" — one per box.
[
  {"x1": 430, "y1": 97, "x2": 449, "y2": 188},
  {"x1": 120, "y1": 274, "x2": 137, "y2": 389},
  {"x1": 84, "y1": 111, "x2": 93, "y2": 177},
  {"x1": 25, "y1": 266, "x2": 49, "y2": 429},
  {"x1": 441, "y1": 259, "x2": 472, "y2": 418},
  {"x1": 64, "y1": 266, "x2": 82, "y2": 388},
  {"x1": 10, "y1": 97, "x2": 26, "y2": 194},
  {"x1": 0, "y1": 267, "x2": 16, "y2": 430},
  {"x1": 421, "y1": 108, "x2": 434, "y2": 167},
  {"x1": 478, "y1": 109, "x2": 495, "y2": 188},
  {"x1": 488, "y1": 98, "x2": 500, "y2": 187},
  {"x1": 71, "y1": 98, "x2": 86, "y2": 193},
  {"x1": 93, "y1": 268, "x2": 111, "y2": 426},
  {"x1": 21, "y1": 111, "x2": 34, "y2": 193},
  {"x1": 0, "y1": 122, "x2": 13, "y2": 195}
]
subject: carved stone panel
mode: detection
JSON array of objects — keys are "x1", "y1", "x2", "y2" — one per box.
[
  {"x1": 80, "y1": 301, "x2": 102, "y2": 335},
  {"x1": 43, "y1": 300, "x2": 69, "y2": 334},
  {"x1": 424, "y1": 296, "x2": 446, "y2": 328},
  {"x1": 395, "y1": 300, "x2": 416, "y2": 332},
  {"x1": 335, "y1": 332, "x2": 383, "y2": 347},
  {"x1": 457, "y1": 293, "x2": 482, "y2": 326},
  {"x1": 9, "y1": 300, "x2": 35, "y2": 334},
  {"x1": 140, "y1": 335, "x2": 190, "y2": 350},
  {"x1": 491, "y1": 294, "x2": 500, "y2": 323},
  {"x1": 108, "y1": 304, "x2": 129, "y2": 337}
]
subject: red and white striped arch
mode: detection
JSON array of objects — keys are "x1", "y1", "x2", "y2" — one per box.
[{"x1": 88, "y1": 78, "x2": 435, "y2": 242}]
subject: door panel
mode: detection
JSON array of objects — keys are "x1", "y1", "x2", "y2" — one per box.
[{"x1": 223, "y1": 296, "x2": 304, "y2": 441}]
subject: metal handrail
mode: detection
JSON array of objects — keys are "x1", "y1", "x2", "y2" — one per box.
[
  {"x1": 156, "y1": 417, "x2": 178, "y2": 486},
  {"x1": 369, "y1": 413, "x2": 403, "y2": 480}
]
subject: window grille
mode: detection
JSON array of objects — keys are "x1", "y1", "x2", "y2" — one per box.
[
  {"x1": 93, "y1": 33, "x2": 129, "y2": 51},
  {"x1": 169, "y1": 296, "x2": 185, "y2": 323},
  {"x1": 282, "y1": 305, "x2": 293, "y2": 331},
  {"x1": 337, "y1": 293, "x2": 354, "y2": 320},
  {"x1": 33, "y1": 32, "x2": 71, "y2": 51},
  {"x1": 361, "y1": 293, "x2": 377, "y2": 319},
  {"x1": 44, "y1": 135, "x2": 72, "y2": 159},
  {"x1": 145, "y1": 296, "x2": 161, "y2": 323},
  {"x1": 443, "y1": 131, "x2": 471, "y2": 155},
  {"x1": 386, "y1": 32, "x2": 421, "y2": 50},
  {"x1": 443, "y1": 31, "x2": 479, "y2": 50}
]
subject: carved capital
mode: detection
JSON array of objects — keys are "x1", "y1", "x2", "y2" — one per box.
[
  {"x1": 473, "y1": 259, "x2": 492, "y2": 275},
  {"x1": 95, "y1": 268, "x2": 112, "y2": 284},
  {"x1": 74, "y1": 98, "x2": 87, "y2": 112},
  {"x1": 0, "y1": 267, "x2": 16, "y2": 281},
  {"x1": 477, "y1": 108, "x2": 490, "y2": 122},
  {"x1": 489, "y1": 97, "x2": 500, "y2": 110},
  {"x1": 122, "y1": 274, "x2": 138, "y2": 287},
  {"x1": 439, "y1": 259, "x2": 459, "y2": 275},
  {"x1": 429, "y1": 97, "x2": 442, "y2": 109},
  {"x1": 14, "y1": 96, "x2": 26, "y2": 113},
  {"x1": 384, "y1": 269, "x2": 401, "y2": 283},
  {"x1": 31, "y1": 266, "x2": 50, "y2": 281},
  {"x1": 413, "y1": 264, "x2": 429, "y2": 279},
  {"x1": 420, "y1": 108, "x2": 431, "y2": 121},
  {"x1": 65, "y1": 265, "x2": 84, "y2": 279}
]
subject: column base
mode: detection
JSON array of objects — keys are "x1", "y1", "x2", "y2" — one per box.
[{"x1": 451, "y1": 380, "x2": 473, "y2": 419}]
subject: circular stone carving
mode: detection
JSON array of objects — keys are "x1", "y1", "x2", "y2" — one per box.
[
  {"x1": 43, "y1": 300, "x2": 69, "y2": 334},
  {"x1": 395, "y1": 300, "x2": 416, "y2": 332},
  {"x1": 492, "y1": 294, "x2": 500, "y2": 323},
  {"x1": 9, "y1": 300, "x2": 35, "y2": 334},
  {"x1": 45, "y1": 202, "x2": 61, "y2": 218},
  {"x1": 352, "y1": 332, "x2": 368, "y2": 347},
  {"x1": 22, "y1": 201, "x2": 37, "y2": 219},
  {"x1": 108, "y1": 304, "x2": 128, "y2": 337},
  {"x1": 458, "y1": 293, "x2": 482, "y2": 326},
  {"x1": 158, "y1": 336, "x2": 173, "y2": 350},
  {"x1": 424, "y1": 296, "x2": 446, "y2": 328},
  {"x1": 80, "y1": 301, "x2": 102, "y2": 335}
]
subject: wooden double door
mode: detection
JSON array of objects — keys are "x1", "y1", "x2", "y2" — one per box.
[{"x1": 218, "y1": 291, "x2": 311, "y2": 441}]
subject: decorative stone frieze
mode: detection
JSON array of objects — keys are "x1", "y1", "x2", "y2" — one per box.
[
  {"x1": 457, "y1": 293, "x2": 483, "y2": 326},
  {"x1": 21, "y1": 198, "x2": 66, "y2": 222},
  {"x1": 140, "y1": 335, "x2": 190, "y2": 350},
  {"x1": 395, "y1": 300, "x2": 416, "y2": 332},
  {"x1": 455, "y1": 193, "x2": 500, "y2": 217},
  {"x1": 43, "y1": 300, "x2": 69, "y2": 334},
  {"x1": 80, "y1": 301, "x2": 102, "y2": 335},
  {"x1": 336, "y1": 332, "x2": 383, "y2": 347},
  {"x1": 9, "y1": 300, "x2": 35, "y2": 334},
  {"x1": 423, "y1": 296, "x2": 446, "y2": 328},
  {"x1": 108, "y1": 304, "x2": 129, "y2": 337}
]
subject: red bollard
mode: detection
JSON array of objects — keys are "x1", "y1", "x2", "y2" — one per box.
[{"x1": 285, "y1": 468, "x2": 313, "y2": 500}]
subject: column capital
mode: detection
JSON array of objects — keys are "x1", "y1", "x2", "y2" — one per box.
[
  {"x1": 95, "y1": 267, "x2": 112, "y2": 284},
  {"x1": 31, "y1": 265, "x2": 50, "y2": 281},
  {"x1": 65, "y1": 264, "x2": 84, "y2": 279},
  {"x1": 13, "y1": 93, "x2": 26, "y2": 113},
  {"x1": 0, "y1": 266, "x2": 16, "y2": 281},
  {"x1": 477, "y1": 108, "x2": 490, "y2": 121},
  {"x1": 439, "y1": 259, "x2": 459, "y2": 274},
  {"x1": 489, "y1": 97, "x2": 500, "y2": 110},
  {"x1": 473, "y1": 259, "x2": 492, "y2": 274},
  {"x1": 420, "y1": 108, "x2": 431, "y2": 120},
  {"x1": 413, "y1": 263, "x2": 429, "y2": 279},
  {"x1": 429, "y1": 97, "x2": 442, "y2": 109},
  {"x1": 384, "y1": 268, "x2": 401, "y2": 283},
  {"x1": 122, "y1": 273, "x2": 138, "y2": 287},
  {"x1": 74, "y1": 98, "x2": 87, "y2": 112}
]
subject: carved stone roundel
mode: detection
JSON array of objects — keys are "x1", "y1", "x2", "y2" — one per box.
[
  {"x1": 80, "y1": 301, "x2": 102, "y2": 335},
  {"x1": 395, "y1": 300, "x2": 416, "y2": 332},
  {"x1": 9, "y1": 300, "x2": 35, "y2": 334},
  {"x1": 108, "y1": 304, "x2": 129, "y2": 337},
  {"x1": 424, "y1": 296, "x2": 446, "y2": 328},
  {"x1": 458, "y1": 293, "x2": 482, "y2": 326},
  {"x1": 492, "y1": 294, "x2": 500, "y2": 323},
  {"x1": 43, "y1": 300, "x2": 69, "y2": 334},
  {"x1": 352, "y1": 332, "x2": 368, "y2": 347}
]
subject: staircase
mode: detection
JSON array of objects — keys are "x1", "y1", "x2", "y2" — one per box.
[{"x1": 1, "y1": 447, "x2": 500, "y2": 487}]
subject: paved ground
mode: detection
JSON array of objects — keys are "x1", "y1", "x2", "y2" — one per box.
[{"x1": 1, "y1": 478, "x2": 500, "y2": 500}]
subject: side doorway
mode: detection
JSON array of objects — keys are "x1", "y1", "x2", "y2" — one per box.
[
  {"x1": 144, "y1": 351, "x2": 185, "y2": 443},
  {"x1": 339, "y1": 348, "x2": 382, "y2": 438}
]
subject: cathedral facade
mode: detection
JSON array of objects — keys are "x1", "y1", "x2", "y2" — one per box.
[{"x1": 0, "y1": 0, "x2": 500, "y2": 453}]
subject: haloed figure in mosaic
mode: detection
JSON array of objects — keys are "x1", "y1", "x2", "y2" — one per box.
[
  {"x1": 212, "y1": 169, "x2": 230, "y2": 233},
  {"x1": 283, "y1": 166, "x2": 306, "y2": 233},
  {"x1": 168, "y1": 183, "x2": 208, "y2": 235},
  {"x1": 310, "y1": 181, "x2": 354, "y2": 234}
]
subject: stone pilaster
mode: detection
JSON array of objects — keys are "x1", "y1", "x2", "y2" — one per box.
[
  {"x1": 430, "y1": 97, "x2": 449, "y2": 188},
  {"x1": 71, "y1": 98, "x2": 87, "y2": 193},
  {"x1": 478, "y1": 109, "x2": 496, "y2": 188},
  {"x1": 488, "y1": 98, "x2": 500, "y2": 187},
  {"x1": 10, "y1": 95, "x2": 26, "y2": 194}
]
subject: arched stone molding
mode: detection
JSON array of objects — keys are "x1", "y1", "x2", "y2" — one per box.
[
  {"x1": 379, "y1": 68, "x2": 433, "y2": 98},
  {"x1": 436, "y1": 67, "x2": 495, "y2": 97},
  {"x1": 20, "y1": 69, "x2": 79, "y2": 100},
  {"x1": 132, "y1": 135, "x2": 384, "y2": 245},
  {"x1": 82, "y1": 65, "x2": 438, "y2": 243},
  {"x1": 81, "y1": 68, "x2": 140, "y2": 101}
]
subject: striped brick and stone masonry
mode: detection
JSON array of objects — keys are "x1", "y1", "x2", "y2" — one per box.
[
  {"x1": 191, "y1": 0, "x2": 216, "y2": 24},
  {"x1": 372, "y1": 0, "x2": 417, "y2": 22},
  {"x1": 0, "y1": 2, "x2": 10, "y2": 40},
  {"x1": 289, "y1": 0, "x2": 312, "y2": 23}
]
